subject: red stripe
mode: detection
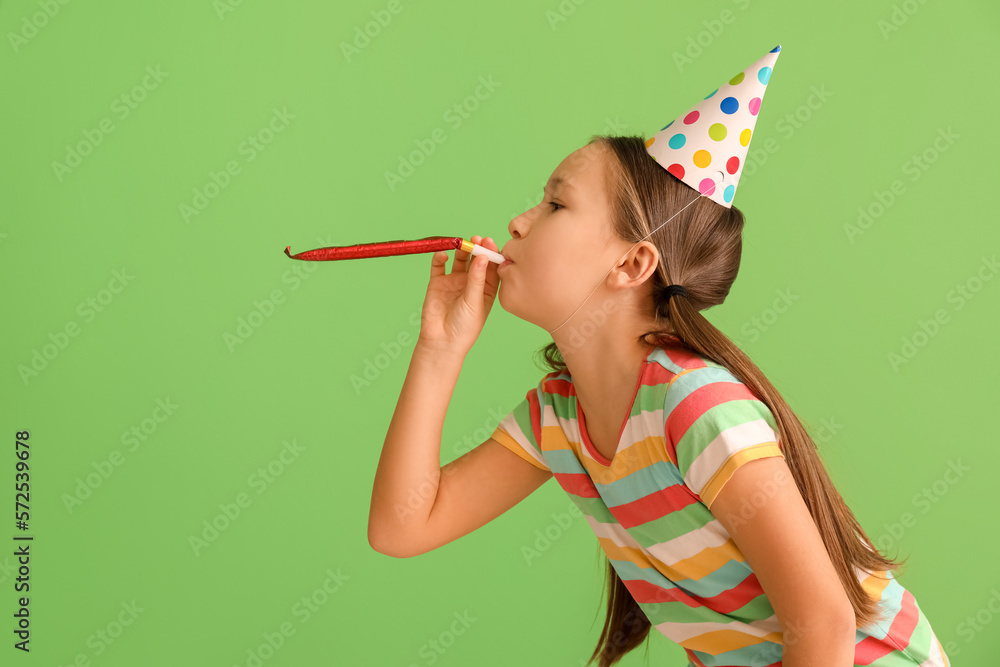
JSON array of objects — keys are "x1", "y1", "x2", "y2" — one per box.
[
  {"x1": 626, "y1": 578, "x2": 699, "y2": 606},
  {"x1": 664, "y1": 380, "x2": 761, "y2": 462},
  {"x1": 854, "y1": 589, "x2": 919, "y2": 664},
  {"x1": 552, "y1": 471, "x2": 601, "y2": 498},
  {"x1": 542, "y1": 375, "x2": 573, "y2": 398},
  {"x1": 644, "y1": 361, "x2": 677, "y2": 388},
  {"x1": 697, "y1": 572, "x2": 767, "y2": 614},
  {"x1": 610, "y1": 484, "x2": 699, "y2": 528},
  {"x1": 627, "y1": 572, "x2": 768, "y2": 615},
  {"x1": 625, "y1": 573, "x2": 764, "y2": 614},
  {"x1": 526, "y1": 384, "x2": 543, "y2": 447},
  {"x1": 659, "y1": 339, "x2": 712, "y2": 370},
  {"x1": 685, "y1": 648, "x2": 708, "y2": 666},
  {"x1": 542, "y1": 339, "x2": 707, "y2": 408}
]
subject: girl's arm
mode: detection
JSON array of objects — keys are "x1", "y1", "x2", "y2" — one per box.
[
  {"x1": 367, "y1": 343, "x2": 464, "y2": 556},
  {"x1": 709, "y1": 456, "x2": 857, "y2": 665},
  {"x1": 367, "y1": 341, "x2": 552, "y2": 557},
  {"x1": 367, "y1": 234, "x2": 552, "y2": 557}
]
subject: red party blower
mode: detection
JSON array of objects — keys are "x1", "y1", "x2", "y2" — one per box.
[{"x1": 283, "y1": 236, "x2": 506, "y2": 264}]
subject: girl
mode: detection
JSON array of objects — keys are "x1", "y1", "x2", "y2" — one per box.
[{"x1": 367, "y1": 134, "x2": 950, "y2": 666}]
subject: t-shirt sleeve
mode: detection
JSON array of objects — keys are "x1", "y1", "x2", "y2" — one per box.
[
  {"x1": 664, "y1": 366, "x2": 784, "y2": 509},
  {"x1": 490, "y1": 379, "x2": 551, "y2": 473}
]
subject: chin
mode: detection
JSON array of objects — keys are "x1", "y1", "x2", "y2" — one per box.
[
  {"x1": 497, "y1": 290, "x2": 547, "y2": 330},
  {"x1": 497, "y1": 283, "x2": 515, "y2": 316},
  {"x1": 498, "y1": 284, "x2": 538, "y2": 326}
]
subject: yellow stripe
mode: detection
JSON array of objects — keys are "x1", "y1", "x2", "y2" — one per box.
[
  {"x1": 860, "y1": 570, "x2": 892, "y2": 602},
  {"x1": 680, "y1": 628, "x2": 784, "y2": 653},
  {"x1": 491, "y1": 429, "x2": 548, "y2": 471},
  {"x1": 599, "y1": 535, "x2": 744, "y2": 584},
  {"x1": 599, "y1": 538, "x2": 706, "y2": 585},
  {"x1": 699, "y1": 442, "x2": 784, "y2": 508},
  {"x1": 541, "y1": 424, "x2": 575, "y2": 451},
  {"x1": 585, "y1": 435, "x2": 670, "y2": 485},
  {"x1": 666, "y1": 538, "x2": 746, "y2": 581},
  {"x1": 538, "y1": 421, "x2": 673, "y2": 487},
  {"x1": 599, "y1": 538, "x2": 654, "y2": 570}
]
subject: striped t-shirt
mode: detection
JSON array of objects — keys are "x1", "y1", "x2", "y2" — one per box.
[{"x1": 491, "y1": 338, "x2": 950, "y2": 666}]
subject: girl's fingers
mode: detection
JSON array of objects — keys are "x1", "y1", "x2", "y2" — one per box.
[
  {"x1": 454, "y1": 234, "x2": 480, "y2": 274},
  {"x1": 430, "y1": 250, "x2": 448, "y2": 278},
  {"x1": 464, "y1": 253, "x2": 488, "y2": 305}
]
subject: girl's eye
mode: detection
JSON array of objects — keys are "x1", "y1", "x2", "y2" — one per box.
[{"x1": 548, "y1": 201, "x2": 563, "y2": 212}]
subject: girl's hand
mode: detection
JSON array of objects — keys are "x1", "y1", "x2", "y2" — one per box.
[{"x1": 417, "y1": 234, "x2": 501, "y2": 355}]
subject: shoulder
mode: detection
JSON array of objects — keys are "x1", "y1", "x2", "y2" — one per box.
[
  {"x1": 660, "y1": 363, "x2": 780, "y2": 465},
  {"x1": 535, "y1": 368, "x2": 575, "y2": 410},
  {"x1": 647, "y1": 340, "x2": 721, "y2": 375},
  {"x1": 666, "y1": 368, "x2": 776, "y2": 440},
  {"x1": 656, "y1": 349, "x2": 769, "y2": 418},
  {"x1": 505, "y1": 369, "x2": 573, "y2": 436},
  {"x1": 642, "y1": 343, "x2": 756, "y2": 406}
]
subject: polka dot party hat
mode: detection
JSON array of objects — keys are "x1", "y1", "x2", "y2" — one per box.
[{"x1": 645, "y1": 45, "x2": 782, "y2": 208}]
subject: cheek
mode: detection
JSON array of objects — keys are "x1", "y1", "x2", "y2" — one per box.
[
  {"x1": 525, "y1": 262, "x2": 591, "y2": 307},
  {"x1": 540, "y1": 253, "x2": 587, "y2": 284}
]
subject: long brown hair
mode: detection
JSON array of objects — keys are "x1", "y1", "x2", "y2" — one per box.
[{"x1": 533, "y1": 135, "x2": 906, "y2": 667}]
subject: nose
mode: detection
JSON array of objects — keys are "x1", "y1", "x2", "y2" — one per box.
[{"x1": 508, "y1": 204, "x2": 537, "y2": 239}]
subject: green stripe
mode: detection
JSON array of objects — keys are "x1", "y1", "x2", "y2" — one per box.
[
  {"x1": 725, "y1": 593, "x2": 776, "y2": 620},
  {"x1": 895, "y1": 602, "x2": 933, "y2": 662},
  {"x1": 574, "y1": 496, "x2": 617, "y2": 524},
  {"x1": 628, "y1": 501, "x2": 714, "y2": 549},
  {"x1": 676, "y1": 398, "x2": 776, "y2": 478}
]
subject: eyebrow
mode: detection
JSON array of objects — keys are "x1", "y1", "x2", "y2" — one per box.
[{"x1": 546, "y1": 175, "x2": 575, "y2": 192}]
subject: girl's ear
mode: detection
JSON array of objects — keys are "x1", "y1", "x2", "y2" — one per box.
[
  {"x1": 608, "y1": 249, "x2": 656, "y2": 293},
  {"x1": 615, "y1": 241, "x2": 660, "y2": 287}
]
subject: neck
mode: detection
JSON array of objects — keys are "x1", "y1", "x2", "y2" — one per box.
[{"x1": 550, "y1": 304, "x2": 661, "y2": 417}]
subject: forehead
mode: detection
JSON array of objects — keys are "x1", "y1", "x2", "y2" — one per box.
[{"x1": 546, "y1": 143, "x2": 607, "y2": 194}]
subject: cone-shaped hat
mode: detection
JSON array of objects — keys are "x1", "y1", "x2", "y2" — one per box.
[{"x1": 645, "y1": 45, "x2": 782, "y2": 207}]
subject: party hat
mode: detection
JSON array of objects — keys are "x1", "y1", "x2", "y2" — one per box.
[{"x1": 645, "y1": 45, "x2": 782, "y2": 208}]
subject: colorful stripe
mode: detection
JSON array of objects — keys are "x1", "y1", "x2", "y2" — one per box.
[{"x1": 492, "y1": 338, "x2": 949, "y2": 665}]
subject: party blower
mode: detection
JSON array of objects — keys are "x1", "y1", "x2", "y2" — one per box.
[{"x1": 283, "y1": 236, "x2": 508, "y2": 265}]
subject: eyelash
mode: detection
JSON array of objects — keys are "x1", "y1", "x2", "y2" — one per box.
[{"x1": 547, "y1": 201, "x2": 563, "y2": 212}]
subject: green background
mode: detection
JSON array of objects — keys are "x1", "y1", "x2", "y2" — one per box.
[{"x1": 1, "y1": 0, "x2": 996, "y2": 664}]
